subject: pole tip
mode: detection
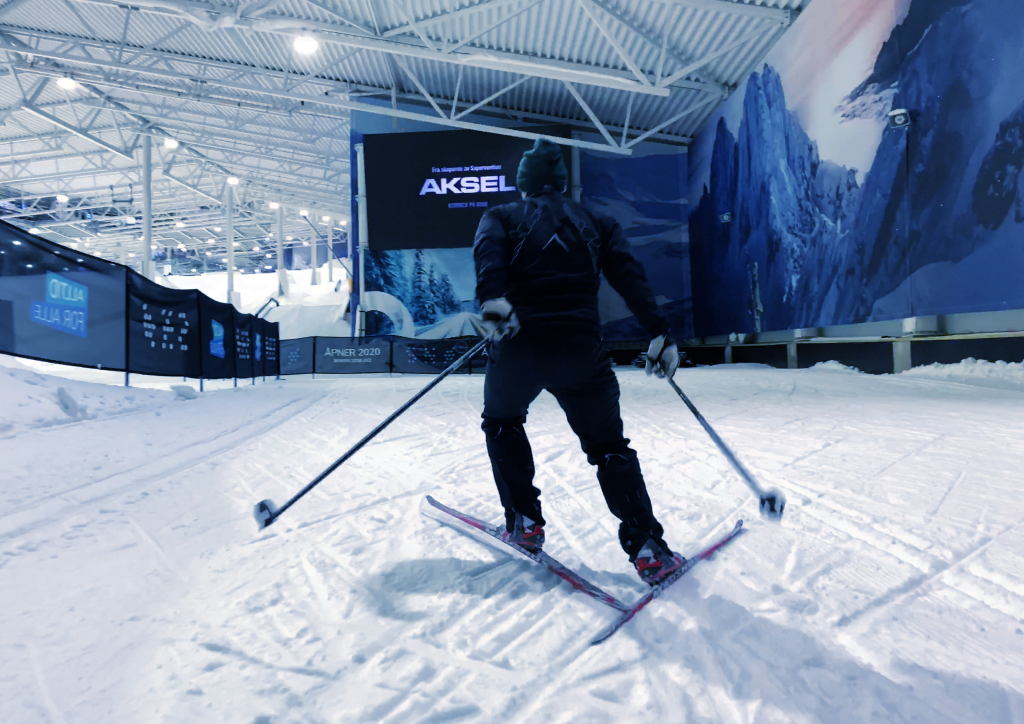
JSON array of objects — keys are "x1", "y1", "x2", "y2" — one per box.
[
  {"x1": 759, "y1": 490, "x2": 786, "y2": 521},
  {"x1": 254, "y1": 499, "x2": 277, "y2": 530}
]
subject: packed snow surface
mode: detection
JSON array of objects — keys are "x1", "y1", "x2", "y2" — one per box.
[{"x1": 2, "y1": 359, "x2": 1024, "y2": 723}]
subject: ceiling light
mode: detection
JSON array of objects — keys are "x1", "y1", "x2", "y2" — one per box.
[
  {"x1": 13, "y1": 240, "x2": 22, "y2": 245},
  {"x1": 56, "y1": 194, "x2": 69, "y2": 204},
  {"x1": 293, "y1": 35, "x2": 318, "y2": 55},
  {"x1": 207, "y1": 239, "x2": 215, "y2": 244},
  {"x1": 77, "y1": 259, "x2": 83, "y2": 262},
  {"x1": 227, "y1": 176, "x2": 239, "y2": 186},
  {"x1": 26, "y1": 263, "x2": 33, "y2": 268},
  {"x1": 321, "y1": 215, "x2": 330, "y2": 222},
  {"x1": 191, "y1": 268, "x2": 197, "y2": 272},
  {"x1": 126, "y1": 216, "x2": 136, "y2": 224},
  {"x1": 302, "y1": 241, "x2": 309, "y2": 246},
  {"x1": 57, "y1": 77, "x2": 77, "y2": 90},
  {"x1": 299, "y1": 209, "x2": 308, "y2": 217},
  {"x1": 175, "y1": 221, "x2": 185, "y2": 228},
  {"x1": 164, "y1": 138, "x2": 179, "y2": 150},
  {"x1": 233, "y1": 242, "x2": 239, "y2": 246},
  {"x1": 286, "y1": 236, "x2": 293, "y2": 241},
  {"x1": 221, "y1": 258, "x2": 228, "y2": 263},
  {"x1": 29, "y1": 228, "x2": 41, "y2": 234},
  {"x1": 129, "y1": 253, "x2": 136, "y2": 257},
  {"x1": 265, "y1": 265, "x2": 272, "y2": 269},
  {"x1": 206, "y1": 251, "x2": 212, "y2": 256},
  {"x1": 253, "y1": 246, "x2": 260, "y2": 252},
  {"x1": 265, "y1": 253, "x2": 272, "y2": 257},
  {"x1": 269, "y1": 201, "x2": 280, "y2": 210},
  {"x1": 151, "y1": 245, "x2": 157, "y2": 250},
  {"x1": 341, "y1": 219, "x2": 348, "y2": 226}
]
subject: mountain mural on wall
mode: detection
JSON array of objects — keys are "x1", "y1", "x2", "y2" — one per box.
[
  {"x1": 582, "y1": 148, "x2": 692, "y2": 341},
  {"x1": 689, "y1": 0, "x2": 1024, "y2": 337}
]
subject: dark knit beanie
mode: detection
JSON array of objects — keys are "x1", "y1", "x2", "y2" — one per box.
[{"x1": 516, "y1": 138, "x2": 568, "y2": 195}]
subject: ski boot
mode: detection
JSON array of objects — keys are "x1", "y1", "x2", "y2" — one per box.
[
  {"x1": 502, "y1": 513, "x2": 545, "y2": 553},
  {"x1": 632, "y1": 537, "x2": 686, "y2": 586}
]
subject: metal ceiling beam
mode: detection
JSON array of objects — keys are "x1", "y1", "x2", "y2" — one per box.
[
  {"x1": 443, "y1": 0, "x2": 547, "y2": 55},
  {"x1": 657, "y1": 22, "x2": 782, "y2": 88},
  {"x1": 9, "y1": 49, "x2": 635, "y2": 153},
  {"x1": 588, "y1": 0, "x2": 728, "y2": 92},
  {"x1": 644, "y1": 0, "x2": 793, "y2": 22},
  {"x1": 574, "y1": 0, "x2": 650, "y2": 87},
  {"x1": 382, "y1": 0, "x2": 532, "y2": 37},
  {"x1": 19, "y1": 103, "x2": 135, "y2": 160},
  {"x1": 61, "y1": 0, "x2": 674, "y2": 96}
]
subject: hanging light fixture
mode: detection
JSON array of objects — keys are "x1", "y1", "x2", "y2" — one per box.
[
  {"x1": 293, "y1": 35, "x2": 318, "y2": 55},
  {"x1": 164, "y1": 138, "x2": 179, "y2": 150},
  {"x1": 57, "y1": 77, "x2": 77, "y2": 90},
  {"x1": 269, "y1": 201, "x2": 280, "y2": 210},
  {"x1": 227, "y1": 176, "x2": 240, "y2": 186},
  {"x1": 299, "y1": 209, "x2": 309, "y2": 217},
  {"x1": 56, "y1": 194, "x2": 69, "y2": 204}
]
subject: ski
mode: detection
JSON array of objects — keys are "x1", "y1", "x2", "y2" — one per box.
[
  {"x1": 590, "y1": 520, "x2": 746, "y2": 646},
  {"x1": 424, "y1": 495, "x2": 629, "y2": 612}
]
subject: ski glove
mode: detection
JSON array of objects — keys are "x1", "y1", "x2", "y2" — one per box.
[
  {"x1": 646, "y1": 334, "x2": 679, "y2": 379},
  {"x1": 479, "y1": 298, "x2": 521, "y2": 341}
]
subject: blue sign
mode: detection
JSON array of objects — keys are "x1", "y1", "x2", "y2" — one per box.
[
  {"x1": 255, "y1": 333, "x2": 262, "y2": 361},
  {"x1": 210, "y1": 319, "x2": 226, "y2": 359},
  {"x1": 29, "y1": 272, "x2": 89, "y2": 338}
]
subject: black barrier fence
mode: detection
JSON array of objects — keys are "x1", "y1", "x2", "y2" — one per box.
[
  {"x1": 0, "y1": 220, "x2": 279, "y2": 382},
  {"x1": 279, "y1": 335, "x2": 486, "y2": 375}
]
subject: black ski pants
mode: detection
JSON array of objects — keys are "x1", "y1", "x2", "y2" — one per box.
[{"x1": 482, "y1": 331, "x2": 665, "y2": 558}]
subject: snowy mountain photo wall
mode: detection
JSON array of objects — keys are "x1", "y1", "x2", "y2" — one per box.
[
  {"x1": 688, "y1": 0, "x2": 1024, "y2": 338},
  {"x1": 354, "y1": 113, "x2": 691, "y2": 341},
  {"x1": 582, "y1": 144, "x2": 692, "y2": 341}
]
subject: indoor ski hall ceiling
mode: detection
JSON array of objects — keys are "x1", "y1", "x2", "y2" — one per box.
[{"x1": 0, "y1": 0, "x2": 806, "y2": 274}]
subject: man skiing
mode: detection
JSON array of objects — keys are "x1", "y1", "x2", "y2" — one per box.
[{"x1": 473, "y1": 138, "x2": 682, "y2": 585}]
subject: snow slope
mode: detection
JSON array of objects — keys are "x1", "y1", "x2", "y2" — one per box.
[{"x1": 2, "y1": 363, "x2": 1024, "y2": 723}]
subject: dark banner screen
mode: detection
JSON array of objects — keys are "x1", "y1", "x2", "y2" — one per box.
[
  {"x1": 280, "y1": 337, "x2": 314, "y2": 375},
  {"x1": 127, "y1": 273, "x2": 201, "y2": 377},
  {"x1": 0, "y1": 224, "x2": 127, "y2": 369},
  {"x1": 314, "y1": 336, "x2": 391, "y2": 374},
  {"x1": 391, "y1": 336, "x2": 480, "y2": 374},
  {"x1": 363, "y1": 128, "x2": 570, "y2": 250}
]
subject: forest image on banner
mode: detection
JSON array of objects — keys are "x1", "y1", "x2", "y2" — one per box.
[{"x1": 688, "y1": 0, "x2": 1024, "y2": 338}]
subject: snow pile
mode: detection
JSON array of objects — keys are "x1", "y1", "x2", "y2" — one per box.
[
  {"x1": 902, "y1": 358, "x2": 1024, "y2": 390},
  {"x1": 166, "y1": 264, "x2": 349, "y2": 315},
  {"x1": 809, "y1": 360, "x2": 864, "y2": 374},
  {"x1": 0, "y1": 358, "x2": 175, "y2": 433},
  {"x1": 170, "y1": 384, "x2": 200, "y2": 400}
]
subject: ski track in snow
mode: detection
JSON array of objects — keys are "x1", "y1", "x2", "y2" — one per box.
[{"x1": 2, "y1": 365, "x2": 1024, "y2": 722}]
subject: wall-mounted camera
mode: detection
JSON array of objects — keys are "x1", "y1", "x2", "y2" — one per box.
[
  {"x1": 719, "y1": 212, "x2": 734, "y2": 224},
  {"x1": 888, "y1": 109, "x2": 911, "y2": 129}
]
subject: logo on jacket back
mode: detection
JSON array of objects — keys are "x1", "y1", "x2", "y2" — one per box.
[{"x1": 420, "y1": 165, "x2": 516, "y2": 196}]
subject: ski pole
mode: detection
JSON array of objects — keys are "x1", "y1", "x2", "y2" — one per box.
[
  {"x1": 254, "y1": 338, "x2": 488, "y2": 529},
  {"x1": 667, "y1": 376, "x2": 786, "y2": 521}
]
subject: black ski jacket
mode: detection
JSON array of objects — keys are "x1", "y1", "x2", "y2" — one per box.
[{"x1": 473, "y1": 190, "x2": 670, "y2": 341}]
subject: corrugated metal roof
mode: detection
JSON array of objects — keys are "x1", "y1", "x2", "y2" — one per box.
[{"x1": 0, "y1": 0, "x2": 810, "y2": 260}]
